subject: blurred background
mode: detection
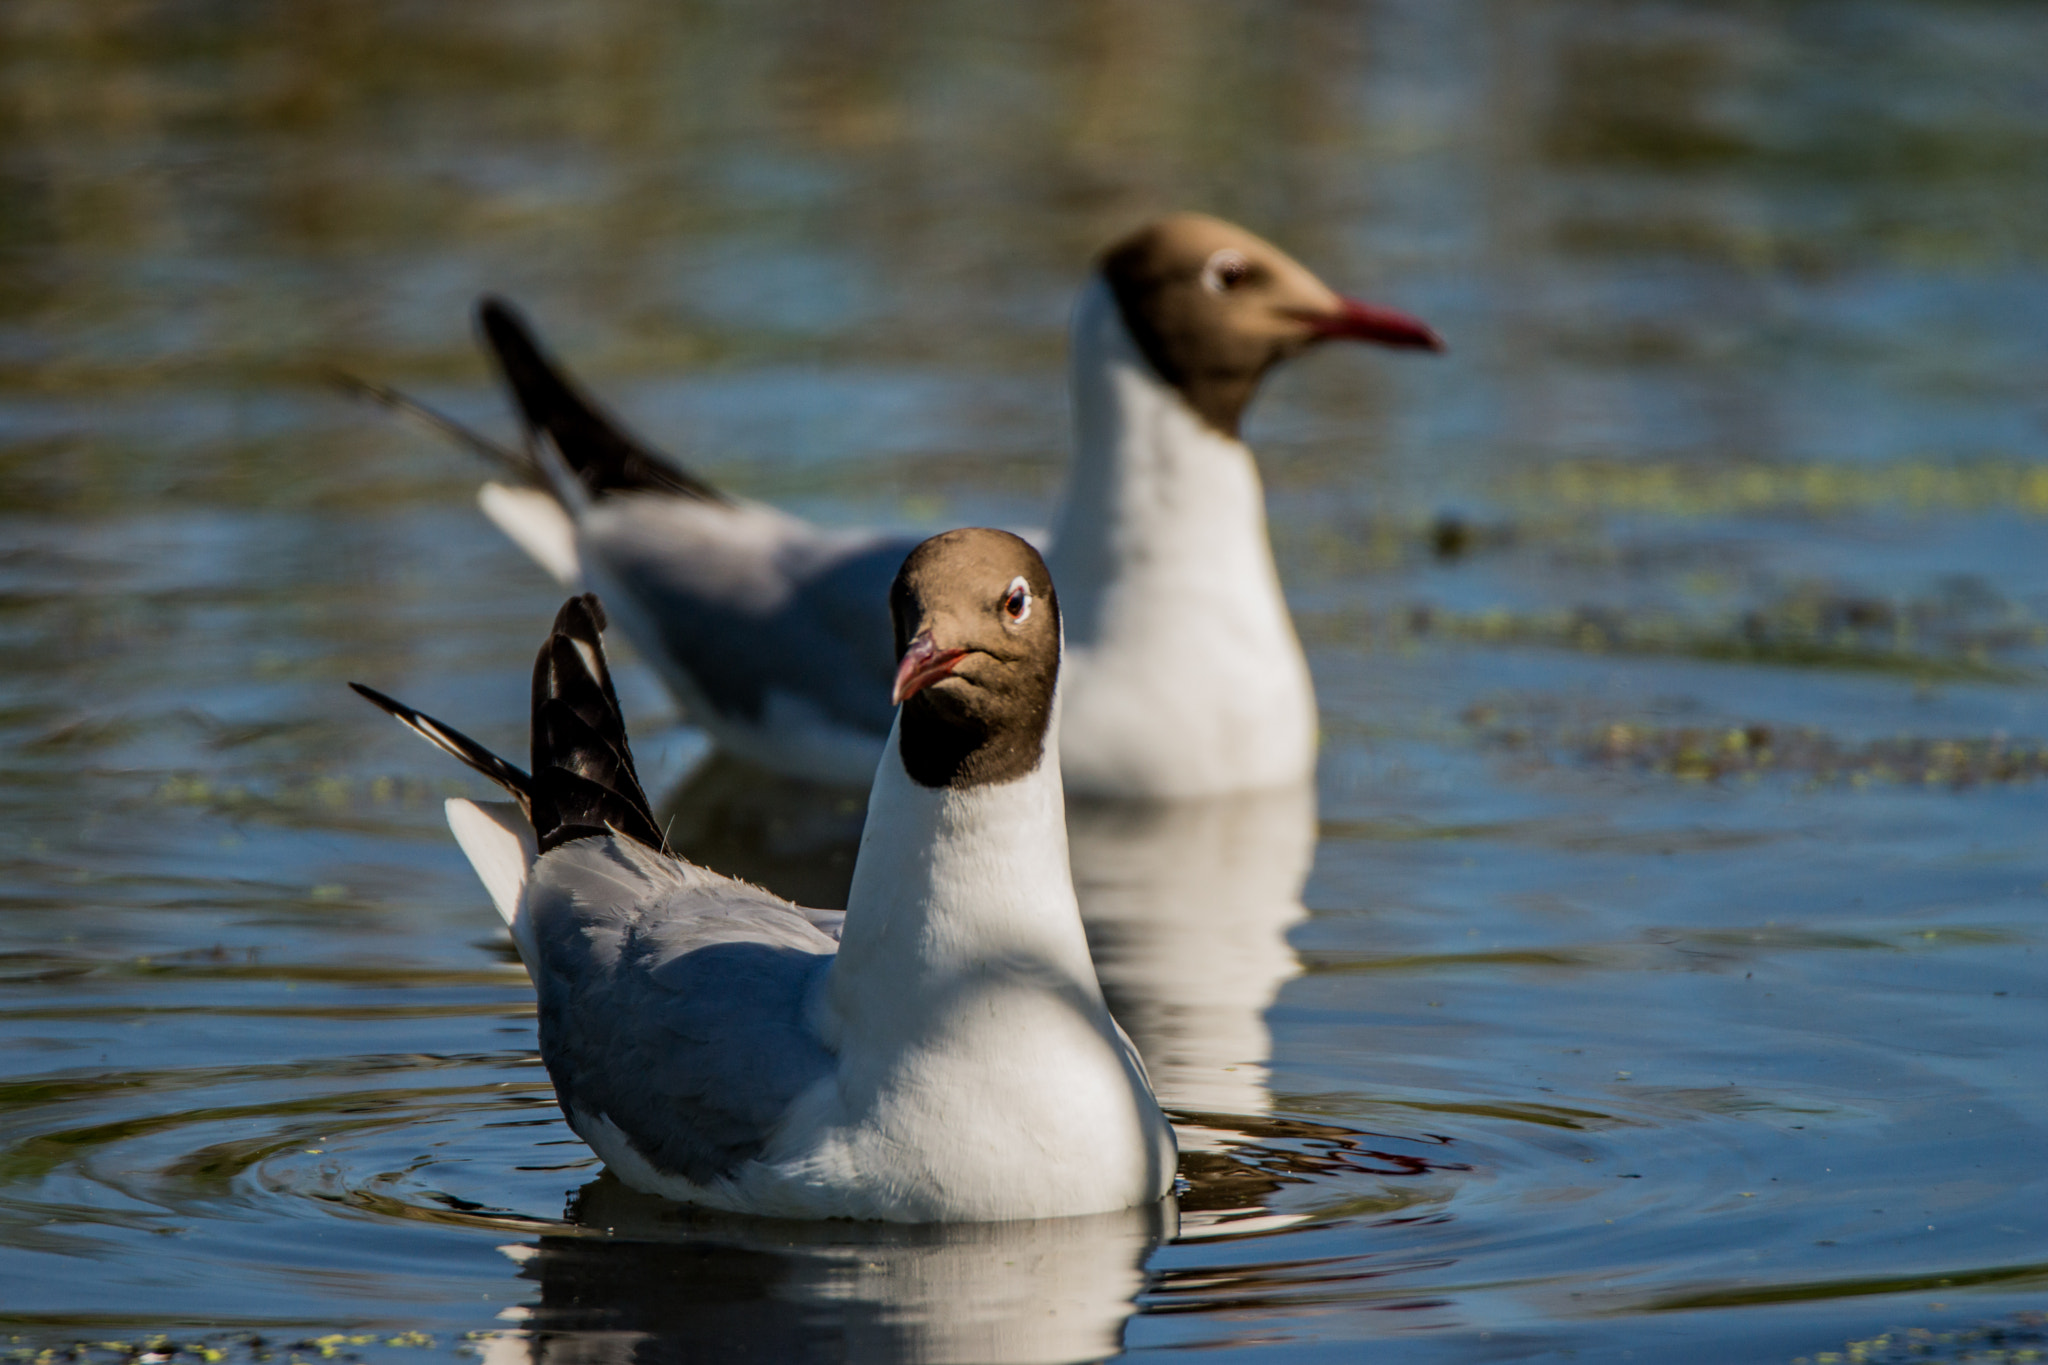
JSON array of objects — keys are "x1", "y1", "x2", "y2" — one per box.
[
  {"x1": 10, "y1": 1, "x2": 2043, "y2": 511},
  {"x1": 2, "y1": 2, "x2": 2047, "y2": 1361}
]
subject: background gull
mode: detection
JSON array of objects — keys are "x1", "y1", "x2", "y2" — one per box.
[{"x1": 362, "y1": 214, "x2": 1441, "y2": 796}]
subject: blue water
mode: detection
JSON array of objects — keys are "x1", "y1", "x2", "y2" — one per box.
[{"x1": 2, "y1": 2, "x2": 2046, "y2": 1360}]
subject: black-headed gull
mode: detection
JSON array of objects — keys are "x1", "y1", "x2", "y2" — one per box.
[
  {"x1": 367, "y1": 213, "x2": 1441, "y2": 796},
  {"x1": 351, "y1": 529, "x2": 1176, "y2": 1221}
]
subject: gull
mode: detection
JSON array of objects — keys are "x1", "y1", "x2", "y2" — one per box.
[
  {"x1": 350, "y1": 529, "x2": 1176, "y2": 1221},
  {"x1": 355, "y1": 212, "x2": 1442, "y2": 796}
]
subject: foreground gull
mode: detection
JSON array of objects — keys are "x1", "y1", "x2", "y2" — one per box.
[
  {"x1": 351, "y1": 529, "x2": 1176, "y2": 1221},
  {"x1": 361, "y1": 213, "x2": 1441, "y2": 796}
]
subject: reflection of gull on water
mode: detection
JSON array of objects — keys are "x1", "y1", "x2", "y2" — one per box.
[
  {"x1": 1067, "y1": 783, "x2": 1314, "y2": 1132},
  {"x1": 477, "y1": 1174, "x2": 1172, "y2": 1365}
]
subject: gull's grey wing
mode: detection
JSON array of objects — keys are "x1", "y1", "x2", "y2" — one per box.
[
  {"x1": 580, "y1": 497, "x2": 913, "y2": 739},
  {"x1": 525, "y1": 834, "x2": 840, "y2": 1186}
]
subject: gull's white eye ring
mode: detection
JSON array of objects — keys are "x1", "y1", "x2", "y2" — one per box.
[
  {"x1": 1002, "y1": 576, "x2": 1032, "y2": 624},
  {"x1": 1201, "y1": 248, "x2": 1253, "y2": 293}
]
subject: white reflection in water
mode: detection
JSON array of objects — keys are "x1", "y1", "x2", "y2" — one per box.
[
  {"x1": 479, "y1": 1175, "x2": 1172, "y2": 1365},
  {"x1": 1066, "y1": 784, "x2": 1314, "y2": 1130}
]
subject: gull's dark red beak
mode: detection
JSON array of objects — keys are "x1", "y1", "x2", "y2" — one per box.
[
  {"x1": 892, "y1": 633, "x2": 969, "y2": 705},
  {"x1": 1297, "y1": 296, "x2": 1445, "y2": 353}
]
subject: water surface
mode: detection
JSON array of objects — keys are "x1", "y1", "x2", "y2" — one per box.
[{"x1": 3, "y1": 1, "x2": 2047, "y2": 1360}]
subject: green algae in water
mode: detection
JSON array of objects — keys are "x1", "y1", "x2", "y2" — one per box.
[
  {"x1": 1791, "y1": 1311, "x2": 2048, "y2": 1363},
  {"x1": 0, "y1": 1336, "x2": 440, "y2": 1365},
  {"x1": 1467, "y1": 712, "x2": 2048, "y2": 789}
]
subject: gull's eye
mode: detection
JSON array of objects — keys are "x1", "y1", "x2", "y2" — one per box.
[
  {"x1": 1002, "y1": 576, "x2": 1033, "y2": 624},
  {"x1": 1201, "y1": 248, "x2": 1253, "y2": 293}
]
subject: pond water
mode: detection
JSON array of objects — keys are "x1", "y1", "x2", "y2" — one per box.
[{"x1": 2, "y1": 1, "x2": 2046, "y2": 1360}]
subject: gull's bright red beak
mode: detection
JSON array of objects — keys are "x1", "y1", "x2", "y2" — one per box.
[
  {"x1": 1297, "y1": 296, "x2": 1445, "y2": 353},
  {"x1": 892, "y1": 633, "x2": 970, "y2": 705}
]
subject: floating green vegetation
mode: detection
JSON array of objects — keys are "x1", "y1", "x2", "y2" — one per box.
[
  {"x1": 1468, "y1": 711, "x2": 2048, "y2": 789},
  {"x1": 0, "y1": 1334, "x2": 439, "y2": 1365},
  {"x1": 1332, "y1": 586, "x2": 2044, "y2": 684},
  {"x1": 1506, "y1": 457, "x2": 2048, "y2": 520},
  {"x1": 1792, "y1": 1311, "x2": 2048, "y2": 1364}
]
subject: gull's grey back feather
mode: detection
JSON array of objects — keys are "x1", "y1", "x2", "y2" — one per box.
[
  {"x1": 526, "y1": 834, "x2": 841, "y2": 1185},
  {"x1": 583, "y1": 500, "x2": 911, "y2": 736}
]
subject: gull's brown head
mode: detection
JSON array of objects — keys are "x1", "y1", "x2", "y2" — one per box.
[
  {"x1": 889, "y1": 528, "x2": 1061, "y2": 790},
  {"x1": 1100, "y1": 212, "x2": 1444, "y2": 438}
]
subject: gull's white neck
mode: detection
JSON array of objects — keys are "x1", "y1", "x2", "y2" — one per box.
[
  {"x1": 790, "y1": 711, "x2": 1173, "y2": 1220},
  {"x1": 827, "y1": 719, "x2": 1100, "y2": 1033},
  {"x1": 1044, "y1": 277, "x2": 1317, "y2": 797}
]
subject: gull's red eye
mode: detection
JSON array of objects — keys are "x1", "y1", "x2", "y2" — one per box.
[{"x1": 1003, "y1": 576, "x2": 1033, "y2": 624}]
